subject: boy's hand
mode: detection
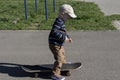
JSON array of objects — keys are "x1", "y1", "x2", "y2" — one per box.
[
  {"x1": 65, "y1": 37, "x2": 73, "y2": 43},
  {"x1": 68, "y1": 38, "x2": 73, "y2": 43}
]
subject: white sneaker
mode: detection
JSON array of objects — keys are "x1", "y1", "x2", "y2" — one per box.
[{"x1": 51, "y1": 75, "x2": 65, "y2": 80}]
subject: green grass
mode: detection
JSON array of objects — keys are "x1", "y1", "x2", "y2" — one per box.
[{"x1": 0, "y1": 0, "x2": 120, "y2": 30}]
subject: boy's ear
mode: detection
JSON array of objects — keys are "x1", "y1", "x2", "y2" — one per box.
[{"x1": 60, "y1": 11, "x2": 65, "y2": 15}]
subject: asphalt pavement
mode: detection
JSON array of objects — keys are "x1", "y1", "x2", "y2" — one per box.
[{"x1": 0, "y1": 30, "x2": 120, "y2": 80}]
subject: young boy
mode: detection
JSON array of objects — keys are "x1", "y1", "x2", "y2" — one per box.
[{"x1": 48, "y1": 4, "x2": 77, "y2": 80}]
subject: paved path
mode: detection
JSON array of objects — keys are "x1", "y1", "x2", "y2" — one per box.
[
  {"x1": 84, "y1": 0, "x2": 120, "y2": 15},
  {"x1": 0, "y1": 30, "x2": 120, "y2": 80}
]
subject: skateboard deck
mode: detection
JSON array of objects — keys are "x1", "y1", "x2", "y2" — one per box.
[{"x1": 21, "y1": 62, "x2": 82, "y2": 77}]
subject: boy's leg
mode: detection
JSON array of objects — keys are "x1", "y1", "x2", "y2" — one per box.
[{"x1": 49, "y1": 44, "x2": 66, "y2": 77}]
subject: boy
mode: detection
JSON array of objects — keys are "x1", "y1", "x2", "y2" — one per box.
[{"x1": 48, "y1": 4, "x2": 77, "y2": 80}]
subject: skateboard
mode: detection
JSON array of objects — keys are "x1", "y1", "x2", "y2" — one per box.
[{"x1": 21, "y1": 62, "x2": 82, "y2": 77}]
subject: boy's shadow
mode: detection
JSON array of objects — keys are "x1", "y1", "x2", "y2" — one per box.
[{"x1": 0, "y1": 63, "x2": 51, "y2": 79}]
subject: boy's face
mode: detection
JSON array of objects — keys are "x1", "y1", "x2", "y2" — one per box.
[{"x1": 61, "y1": 13, "x2": 72, "y2": 21}]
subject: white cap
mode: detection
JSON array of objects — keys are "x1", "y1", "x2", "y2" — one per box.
[{"x1": 59, "y1": 4, "x2": 77, "y2": 18}]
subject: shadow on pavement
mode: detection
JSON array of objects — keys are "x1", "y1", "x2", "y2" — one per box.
[{"x1": 0, "y1": 63, "x2": 51, "y2": 79}]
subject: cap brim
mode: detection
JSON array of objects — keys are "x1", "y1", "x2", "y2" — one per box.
[{"x1": 68, "y1": 13, "x2": 77, "y2": 18}]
